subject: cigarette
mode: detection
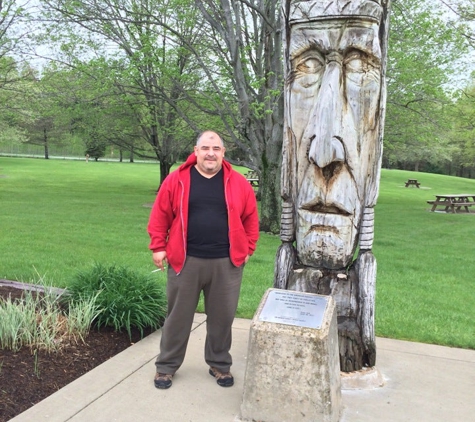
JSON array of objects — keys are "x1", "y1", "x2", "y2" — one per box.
[{"x1": 151, "y1": 268, "x2": 162, "y2": 272}]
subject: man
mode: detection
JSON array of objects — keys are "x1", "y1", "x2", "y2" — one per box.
[{"x1": 147, "y1": 130, "x2": 259, "y2": 389}]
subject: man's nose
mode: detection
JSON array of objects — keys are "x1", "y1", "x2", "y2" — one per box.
[{"x1": 306, "y1": 53, "x2": 346, "y2": 170}]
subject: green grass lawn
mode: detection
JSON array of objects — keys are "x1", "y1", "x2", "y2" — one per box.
[{"x1": 1, "y1": 157, "x2": 474, "y2": 349}]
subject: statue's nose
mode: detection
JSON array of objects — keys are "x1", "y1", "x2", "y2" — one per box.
[{"x1": 306, "y1": 53, "x2": 346, "y2": 170}]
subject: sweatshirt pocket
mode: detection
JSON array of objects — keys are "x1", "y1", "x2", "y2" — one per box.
[{"x1": 229, "y1": 227, "x2": 248, "y2": 258}]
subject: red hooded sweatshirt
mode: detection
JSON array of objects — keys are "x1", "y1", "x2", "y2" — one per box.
[{"x1": 147, "y1": 153, "x2": 259, "y2": 274}]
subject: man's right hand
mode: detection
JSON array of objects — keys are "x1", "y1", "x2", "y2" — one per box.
[{"x1": 152, "y1": 251, "x2": 168, "y2": 272}]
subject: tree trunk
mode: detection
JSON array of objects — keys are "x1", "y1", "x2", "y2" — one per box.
[
  {"x1": 43, "y1": 128, "x2": 49, "y2": 159},
  {"x1": 196, "y1": 0, "x2": 284, "y2": 233},
  {"x1": 259, "y1": 142, "x2": 282, "y2": 233},
  {"x1": 160, "y1": 161, "x2": 172, "y2": 187}
]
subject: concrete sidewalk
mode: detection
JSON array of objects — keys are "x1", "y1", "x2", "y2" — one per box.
[{"x1": 10, "y1": 314, "x2": 475, "y2": 422}]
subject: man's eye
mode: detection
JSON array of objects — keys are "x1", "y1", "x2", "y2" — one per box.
[{"x1": 296, "y1": 57, "x2": 324, "y2": 74}]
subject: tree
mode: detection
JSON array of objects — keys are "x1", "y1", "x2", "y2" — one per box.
[
  {"x1": 40, "y1": 0, "x2": 207, "y2": 183},
  {"x1": 448, "y1": 81, "x2": 475, "y2": 177},
  {"x1": 20, "y1": 66, "x2": 64, "y2": 159},
  {"x1": 0, "y1": 0, "x2": 24, "y2": 86},
  {"x1": 0, "y1": 57, "x2": 27, "y2": 150},
  {"x1": 191, "y1": 0, "x2": 284, "y2": 232},
  {"x1": 440, "y1": 0, "x2": 475, "y2": 47},
  {"x1": 0, "y1": 73, "x2": 28, "y2": 152},
  {"x1": 148, "y1": 0, "x2": 284, "y2": 231},
  {"x1": 0, "y1": 1, "x2": 37, "y2": 145},
  {"x1": 384, "y1": 0, "x2": 469, "y2": 171},
  {"x1": 37, "y1": 0, "x2": 284, "y2": 231},
  {"x1": 85, "y1": 133, "x2": 106, "y2": 161}
]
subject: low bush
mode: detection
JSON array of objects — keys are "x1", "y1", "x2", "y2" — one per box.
[{"x1": 67, "y1": 263, "x2": 167, "y2": 339}]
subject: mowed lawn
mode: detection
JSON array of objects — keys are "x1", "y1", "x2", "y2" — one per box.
[{"x1": 1, "y1": 157, "x2": 474, "y2": 349}]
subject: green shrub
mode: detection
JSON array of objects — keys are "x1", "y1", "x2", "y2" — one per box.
[{"x1": 68, "y1": 263, "x2": 167, "y2": 339}]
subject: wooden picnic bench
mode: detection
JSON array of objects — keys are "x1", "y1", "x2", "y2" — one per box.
[
  {"x1": 245, "y1": 170, "x2": 259, "y2": 188},
  {"x1": 427, "y1": 194, "x2": 475, "y2": 213},
  {"x1": 405, "y1": 179, "x2": 420, "y2": 188}
]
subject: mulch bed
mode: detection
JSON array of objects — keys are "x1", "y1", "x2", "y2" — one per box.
[{"x1": 0, "y1": 285, "x2": 155, "y2": 422}]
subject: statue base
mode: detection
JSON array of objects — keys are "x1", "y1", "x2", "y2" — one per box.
[
  {"x1": 340, "y1": 366, "x2": 385, "y2": 390},
  {"x1": 240, "y1": 288, "x2": 341, "y2": 422}
]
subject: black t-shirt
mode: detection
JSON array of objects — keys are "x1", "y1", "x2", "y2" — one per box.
[{"x1": 187, "y1": 166, "x2": 230, "y2": 258}]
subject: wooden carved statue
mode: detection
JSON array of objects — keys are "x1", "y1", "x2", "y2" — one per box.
[{"x1": 275, "y1": 0, "x2": 391, "y2": 372}]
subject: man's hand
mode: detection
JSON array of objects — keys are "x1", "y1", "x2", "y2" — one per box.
[
  {"x1": 153, "y1": 251, "x2": 168, "y2": 272},
  {"x1": 244, "y1": 255, "x2": 250, "y2": 264}
]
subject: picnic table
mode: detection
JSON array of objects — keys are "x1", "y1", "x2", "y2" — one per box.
[
  {"x1": 245, "y1": 170, "x2": 259, "y2": 188},
  {"x1": 427, "y1": 194, "x2": 475, "y2": 213},
  {"x1": 405, "y1": 179, "x2": 420, "y2": 188}
]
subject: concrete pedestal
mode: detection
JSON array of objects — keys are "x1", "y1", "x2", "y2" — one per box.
[{"x1": 240, "y1": 289, "x2": 341, "y2": 422}]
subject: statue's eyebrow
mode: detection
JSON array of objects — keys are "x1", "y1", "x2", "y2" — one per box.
[
  {"x1": 290, "y1": 25, "x2": 382, "y2": 60},
  {"x1": 342, "y1": 42, "x2": 381, "y2": 61},
  {"x1": 290, "y1": 37, "x2": 326, "y2": 60},
  {"x1": 339, "y1": 28, "x2": 382, "y2": 59}
]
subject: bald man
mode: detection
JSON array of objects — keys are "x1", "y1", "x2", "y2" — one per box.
[{"x1": 148, "y1": 131, "x2": 259, "y2": 389}]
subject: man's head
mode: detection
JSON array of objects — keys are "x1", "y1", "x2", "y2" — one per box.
[{"x1": 194, "y1": 131, "x2": 226, "y2": 176}]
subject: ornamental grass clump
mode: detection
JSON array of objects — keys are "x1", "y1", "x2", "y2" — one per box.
[
  {"x1": 67, "y1": 263, "x2": 167, "y2": 339},
  {"x1": 0, "y1": 287, "x2": 99, "y2": 353},
  {"x1": 0, "y1": 294, "x2": 35, "y2": 351}
]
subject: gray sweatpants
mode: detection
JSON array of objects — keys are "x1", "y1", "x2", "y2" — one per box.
[{"x1": 155, "y1": 256, "x2": 244, "y2": 375}]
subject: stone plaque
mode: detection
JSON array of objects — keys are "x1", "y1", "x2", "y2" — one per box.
[{"x1": 258, "y1": 290, "x2": 328, "y2": 329}]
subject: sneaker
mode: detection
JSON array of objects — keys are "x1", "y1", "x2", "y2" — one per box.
[
  {"x1": 154, "y1": 372, "x2": 173, "y2": 389},
  {"x1": 209, "y1": 367, "x2": 234, "y2": 387}
]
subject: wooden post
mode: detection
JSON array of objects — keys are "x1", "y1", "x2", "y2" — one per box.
[{"x1": 275, "y1": 0, "x2": 391, "y2": 372}]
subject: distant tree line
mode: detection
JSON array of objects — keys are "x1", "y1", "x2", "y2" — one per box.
[{"x1": 0, "y1": 0, "x2": 474, "y2": 232}]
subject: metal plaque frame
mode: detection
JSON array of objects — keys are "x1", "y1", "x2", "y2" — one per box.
[{"x1": 258, "y1": 290, "x2": 328, "y2": 329}]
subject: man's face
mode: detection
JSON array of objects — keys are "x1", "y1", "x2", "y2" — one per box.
[
  {"x1": 288, "y1": 19, "x2": 382, "y2": 269},
  {"x1": 194, "y1": 131, "x2": 226, "y2": 176}
]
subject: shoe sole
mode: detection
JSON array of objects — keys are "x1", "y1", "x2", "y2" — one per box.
[{"x1": 154, "y1": 381, "x2": 172, "y2": 389}]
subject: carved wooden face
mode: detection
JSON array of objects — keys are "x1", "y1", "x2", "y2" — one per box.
[{"x1": 288, "y1": 19, "x2": 382, "y2": 269}]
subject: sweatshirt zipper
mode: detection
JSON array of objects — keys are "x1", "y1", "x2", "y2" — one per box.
[
  {"x1": 225, "y1": 175, "x2": 232, "y2": 259},
  {"x1": 177, "y1": 178, "x2": 186, "y2": 275}
]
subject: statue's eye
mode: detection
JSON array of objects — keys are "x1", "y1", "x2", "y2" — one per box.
[
  {"x1": 344, "y1": 51, "x2": 363, "y2": 72},
  {"x1": 345, "y1": 50, "x2": 380, "y2": 74},
  {"x1": 296, "y1": 57, "x2": 324, "y2": 74}
]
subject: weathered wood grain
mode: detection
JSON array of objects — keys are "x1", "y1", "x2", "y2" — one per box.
[{"x1": 275, "y1": 0, "x2": 390, "y2": 372}]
